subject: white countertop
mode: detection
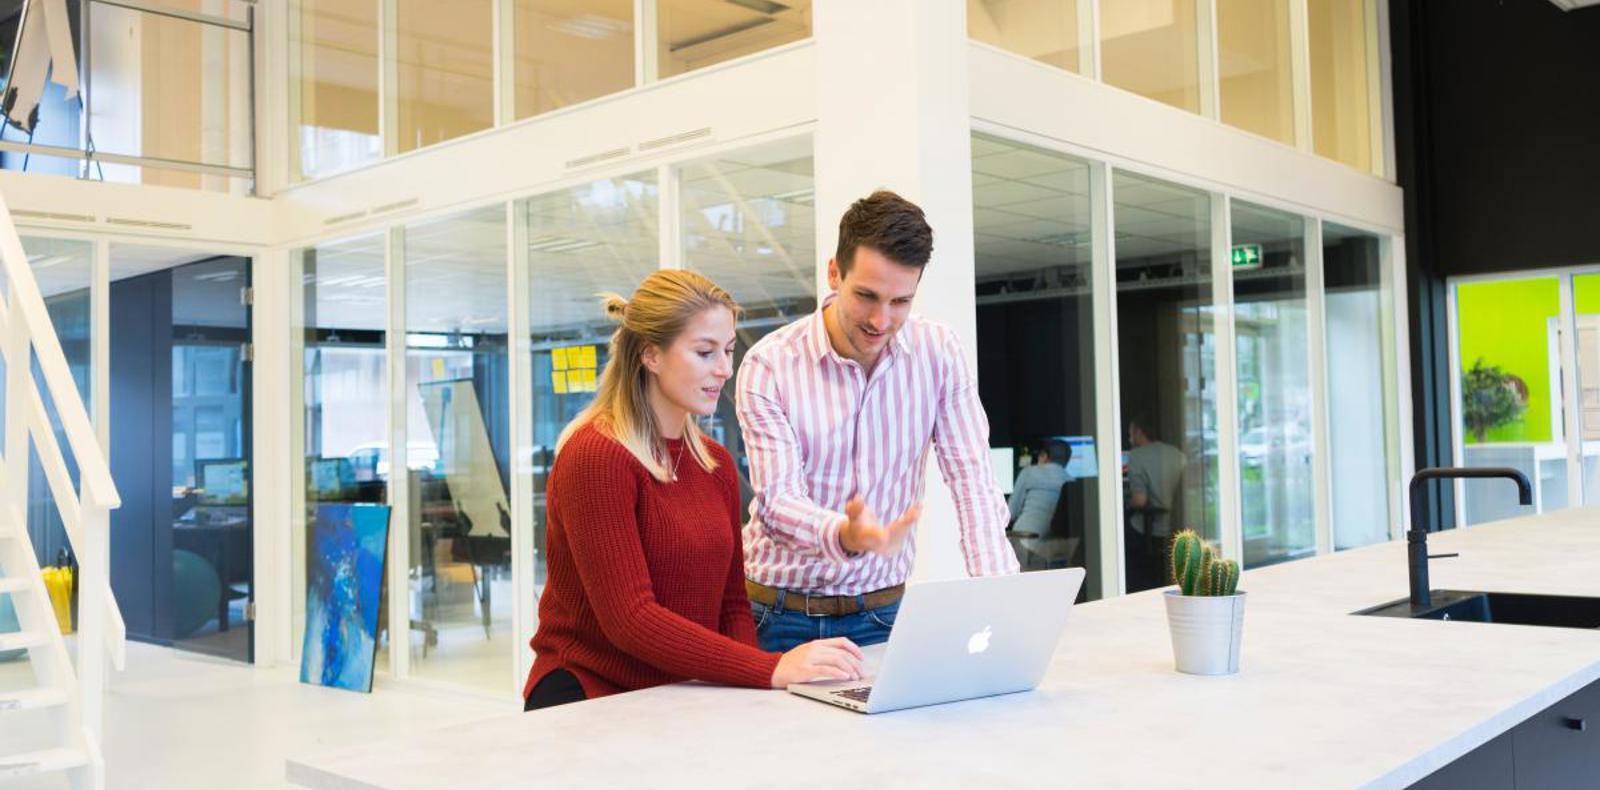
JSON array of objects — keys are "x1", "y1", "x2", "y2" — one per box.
[{"x1": 287, "y1": 508, "x2": 1600, "y2": 789}]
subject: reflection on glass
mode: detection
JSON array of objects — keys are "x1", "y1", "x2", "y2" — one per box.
[
  {"x1": 1309, "y1": 0, "x2": 1375, "y2": 172},
  {"x1": 299, "y1": 233, "x2": 388, "y2": 664},
  {"x1": 1324, "y1": 224, "x2": 1396, "y2": 549},
  {"x1": 1101, "y1": 0, "x2": 1201, "y2": 113},
  {"x1": 1113, "y1": 171, "x2": 1217, "y2": 592},
  {"x1": 88, "y1": 1, "x2": 253, "y2": 191},
  {"x1": 292, "y1": 0, "x2": 381, "y2": 180},
  {"x1": 969, "y1": 0, "x2": 1084, "y2": 74},
  {"x1": 1572, "y1": 275, "x2": 1600, "y2": 507},
  {"x1": 680, "y1": 138, "x2": 816, "y2": 516},
  {"x1": 168, "y1": 256, "x2": 253, "y2": 660},
  {"x1": 657, "y1": 0, "x2": 811, "y2": 78},
  {"x1": 514, "y1": 0, "x2": 634, "y2": 120},
  {"x1": 1231, "y1": 202, "x2": 1312, "y2": 567},
  {"x1": 18, "y1": 238, "x2": 93, "y2": 575},
  {"x1": 968, "y1": 135, "x2": 1100, "y2": 595},
  {"x1": 1454, "y1": 278, "x2": 1559, "y2": 524},
  {"x1": 404, "y1": 207, "x2": 510, "y2": 690},
  {"x1": 397, "y1": 0, "x2": 495, "y2": 153},
  {"x1": 1218, "y1": 0, "x2": 1293, "y2": 144},
  {"x1": 525, "y1": 172, "x2": 660, "y2": 595}
]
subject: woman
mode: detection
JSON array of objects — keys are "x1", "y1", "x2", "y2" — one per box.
[{"x1": 524, "y1": 270, "x2": 863, "y2": 711}]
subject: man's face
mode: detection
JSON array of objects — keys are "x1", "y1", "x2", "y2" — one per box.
[{"x1": 827, "y1": 246, "x2": 922, "y2": 363}]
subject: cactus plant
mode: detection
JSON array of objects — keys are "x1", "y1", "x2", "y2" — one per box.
[{"x1": 1168, "y1": 529, "x2": 1240, "y2": 597}]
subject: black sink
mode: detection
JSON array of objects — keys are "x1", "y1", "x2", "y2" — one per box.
[{"x1": 1355, "y1": 590, "x2": 1600, "y2": 629}]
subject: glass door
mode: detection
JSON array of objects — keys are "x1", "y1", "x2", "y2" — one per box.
[{"x1": 169, "y1": 256, "x2": 254, "y2": 661}]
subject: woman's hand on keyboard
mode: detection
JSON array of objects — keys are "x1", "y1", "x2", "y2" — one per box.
[{"x1": 770, "y1": 637, "x2": 865, "y2": 688}]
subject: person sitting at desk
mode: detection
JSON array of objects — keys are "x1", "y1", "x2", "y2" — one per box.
[
  {"x1": 1009, "y1": 440, "x2": 1072, "y2": 538},
  {"x1": 1009, "y1": 440, "x2": 1072, "y2": 565},
  {"x1": 523, "y1": 271, "x2": 863, "y2": 711}
]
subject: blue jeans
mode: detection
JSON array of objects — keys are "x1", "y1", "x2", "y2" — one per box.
[{"x1": 750, "y1": 594, "x2": 900, "y2": 653}]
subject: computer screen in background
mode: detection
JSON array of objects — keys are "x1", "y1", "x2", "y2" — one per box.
[
  {"x1": 1058, "y1": 436, "x2": 1099, "y2": 479},
  {"x1": 310, "y1": 457, "x2": 352, "y2": 500},
  {"x1": 990, "y1": 447, "x2": 1016, "y2": 495},
  {"x1": 198, "y1": 460, "x2": 248, "y2": 506}
]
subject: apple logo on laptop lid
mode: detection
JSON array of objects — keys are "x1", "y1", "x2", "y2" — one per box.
[{"x1": 967, "y1": 625, "x2": 992, "y2": 655}]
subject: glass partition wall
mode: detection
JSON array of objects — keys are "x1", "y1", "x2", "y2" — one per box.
[
  {"x1": 287, "y1": 132, "x2": 1406, "y2": 692},
  {"x1": 1112, "y1": 172, "x2": 1220, "y2": 591},
  {"x1": 969, "y1": 135, "x2": 1104, "y2": 596}
]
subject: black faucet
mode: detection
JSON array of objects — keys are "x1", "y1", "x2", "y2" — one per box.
[{"x1": 1407, "y1": 467, "x2": 1533, "y2": 609}]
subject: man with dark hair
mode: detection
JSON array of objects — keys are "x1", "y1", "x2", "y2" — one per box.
[
  {"x1": 1124, "y1": 414, "x2": 1186, "y2": 590},
  {"x1": 736, "y1": 189, "x2": 1019, "y2": 653}
]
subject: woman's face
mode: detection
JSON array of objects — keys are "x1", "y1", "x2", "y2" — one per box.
[{"x1": 644, "y1": 306, "x2": 737, "y2": 418}]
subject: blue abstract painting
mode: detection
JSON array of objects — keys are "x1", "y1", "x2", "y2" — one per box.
[{"x1": 301, "y1": 504, "x2": 390, "y2": 692}]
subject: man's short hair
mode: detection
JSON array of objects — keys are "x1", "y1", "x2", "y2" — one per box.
[
  {"x1": 1044, "y1": 440, "x2": 1071, "y2": 466},
  {"x1": 835, "y1": 190, "x2": 933, "y2": 275},
  {"x1": 1128, "y1": 413, "x2": 1156, "y2": 440}
]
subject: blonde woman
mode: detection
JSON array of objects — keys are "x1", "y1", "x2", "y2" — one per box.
[{"x1": 523, "y1": 270, "x2": 863, "y2": 711}]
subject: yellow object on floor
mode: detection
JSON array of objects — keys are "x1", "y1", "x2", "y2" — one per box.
[{"x1": 41, "y1": 567, "x2": 73, "y2": 634}]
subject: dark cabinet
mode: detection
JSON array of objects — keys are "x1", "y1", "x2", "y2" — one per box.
[
  {"x1": 1409, "y1": 678, "x2": 1600, "y2": 789},
  {"x1": 1511, "y1": 679, "x2": 1600, "y2": 790}
]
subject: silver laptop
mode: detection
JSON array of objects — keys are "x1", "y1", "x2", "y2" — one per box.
[{"x1": 788, "y1": 568, "x2": 1085, "y2": 714}]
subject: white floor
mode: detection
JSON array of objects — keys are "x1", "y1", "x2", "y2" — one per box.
[{"x1": 0, "y1": 640, "x2": 512, "y2": 789}]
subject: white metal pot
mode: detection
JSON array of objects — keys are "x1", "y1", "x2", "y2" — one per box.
[{"x1": 1164, "y1": 590, "x2": 1247, "y2": 675}]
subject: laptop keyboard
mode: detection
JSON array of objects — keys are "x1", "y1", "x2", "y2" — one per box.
[{"x1": 830, "y1": 687, "x2": 872, "y2": 703}]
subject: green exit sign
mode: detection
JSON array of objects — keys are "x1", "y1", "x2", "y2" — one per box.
[{"x1": 1231, "y1": 244, "x2": 1263, "y2": 269}]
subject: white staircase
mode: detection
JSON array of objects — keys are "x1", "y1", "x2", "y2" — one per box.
[{"x1": 0, "y1": 189, "x2": 124, "y2": 789}]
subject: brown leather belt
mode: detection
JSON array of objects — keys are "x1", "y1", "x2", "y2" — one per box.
[{"x1": 745, "y1": 580, "x2": 905, "y2": 617}]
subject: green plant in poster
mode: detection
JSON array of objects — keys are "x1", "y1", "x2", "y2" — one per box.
[{"x1": 1462, "y1": 358, "x2": 1528, "y2": 442}]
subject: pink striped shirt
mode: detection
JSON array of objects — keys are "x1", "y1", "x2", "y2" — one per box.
[{"x1": 737, "y1": 295, "x2": 1019, "y2": 595}]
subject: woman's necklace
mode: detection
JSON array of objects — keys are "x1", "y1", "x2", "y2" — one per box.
[{"x1": 668, "y1": 439, "x2": 687, "y2": 482}]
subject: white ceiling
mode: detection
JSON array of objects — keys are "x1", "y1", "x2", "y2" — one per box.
[{"x1": 974, "y1": 134, "x2": 1375, "y2": 282}]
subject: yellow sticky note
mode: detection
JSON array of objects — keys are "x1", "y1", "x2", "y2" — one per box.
[
  {"x1": 577, "y1": 345, "x2": 597, "y2": 369},
  {"x1": 551, "y1": 370, "x2": 568, "y2": 394},
  {"x1": 577, "y1": 368, "x2": 597, "y2": 391},
  {"x1": 431, "y1": 358, "x2": 445, "y2": 378},
  {"x1": 552, "y1": 347, "x2": 569, "y2": 370}
]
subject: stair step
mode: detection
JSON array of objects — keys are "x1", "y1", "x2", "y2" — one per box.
[
  {"x1": 0, "y1": 577, "x2": 30, "y2": 595},
  {"x1": 0, "y1": 747, "x2": 88, "y2": 778},
  {"x1": 0, "y1": 686, "x2": 68, "y2": 713},
  {"x1": 0, "y1": 631, "x2": 47, "y2": 652}
]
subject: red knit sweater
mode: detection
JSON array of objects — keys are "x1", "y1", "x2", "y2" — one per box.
[{"x1": 523, "y1": 422, "x2": 781, "y2": 701}]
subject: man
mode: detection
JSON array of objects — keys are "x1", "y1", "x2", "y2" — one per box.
[
  {"x1": 1009, "y1": 440, "x2": 1072, "y2": 551},
  {"x1": 1124, "y1": 415, "x2": 1186, "y2": 591},
  {"x1": 736, "y1": 190, "x2": 1019, "y2": 653}
]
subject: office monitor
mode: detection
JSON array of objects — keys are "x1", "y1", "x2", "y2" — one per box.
[
  {"x1": 1057, "y1": 436, "x2": 1099, "y2": 479},
  {"x1": 310, "y1": 457, "x2": 353, "y2": 500},
  {"x1": 198, "y1": 459, "x2": 249, "y2": 505},
  {"x1": 989, "y1": 447, "x2": 1016, "y2": 495}
]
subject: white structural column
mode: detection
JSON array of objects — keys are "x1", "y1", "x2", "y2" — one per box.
[
  {"x1": 1306, "y1": 220, "x2": 1333, "y2": 556},
  {"x1": 507, "y1": 202, "x2": 536, "y2": 692},
  {"x1": 1212, "y1": 196, "x2": 1244, "y2": 563},
  {"x1": 1558, "y1": 275, "x2": 1584, "y2": 507},
  {"x1": 286, "y1": 248, "x2": 309, "y2": 664},
  {"x1": 1088, "y1": 161, "x2": 1124, "y2": 598},
  {"x1": 1386, "y1": 236, "x2": 1414, "y2": 538},
  {"x1": 813, "y1": 0, "x2": 979, "y2": 582},
  {"x1": 384, "y1": 226, "x2": 410, "y2": 677},
  {"x1": 252, "y1": 247, "x2": 295, "y2": 665}
]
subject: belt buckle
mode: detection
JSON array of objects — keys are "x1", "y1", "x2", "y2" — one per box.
[{"x1": 803, "y1": 594, "x2": 822, "y2": 617}]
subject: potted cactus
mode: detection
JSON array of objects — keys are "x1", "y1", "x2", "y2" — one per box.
[{"x1": 1163, "y1": 529, "x2": 1245, "y2": 675}]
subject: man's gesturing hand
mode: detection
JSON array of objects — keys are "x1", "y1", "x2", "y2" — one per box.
[{"x1": 838, "y1": 495, "x2": 923, "y2": 557}]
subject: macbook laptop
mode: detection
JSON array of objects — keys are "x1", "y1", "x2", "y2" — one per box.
[{"x1": 788, "y1": 567, "x2": 1085, "y2": 714}]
